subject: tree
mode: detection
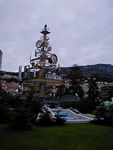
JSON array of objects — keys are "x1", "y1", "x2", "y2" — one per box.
[
  {"x1": 0, "y1": 81, "x2": 9, "y2": 123},
  {"x1": 93, "y1": 104, "x2": 113, "y2": 125},
  {"x1": 94, "y1": 104, "x2": 106, "y2": 120},
  {"x1": 76, "y1": 97, "x2": 90, "y2": 113},
  {"x1": 56, "y1": 85, "x2": 65, "y2": 97},
  {"x1": 0, "y1": 97, "x2": 9, "y2": 123},
  {"x1": 67, "y1": 65, "x2": 84, "y2": 98},
  {"x1": 37, "y1": 111, "x2": 54, "y2": 126},
  {"x1": 54, "y1": 116, "x2": 65, "y2": 126},
  {"x1": 87, "y1": 78, "x2": 100, "y2": 112},
  {"x1": 29, "y1": 100, "x2": 43, "y2": 123},
  {"x1": 9, "y1": 101, "x2": 33, "y2": 130}
]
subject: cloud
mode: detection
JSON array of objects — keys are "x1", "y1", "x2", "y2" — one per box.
[{"x1": 0, "y1": 0, "x2": 113, "y2": 71}]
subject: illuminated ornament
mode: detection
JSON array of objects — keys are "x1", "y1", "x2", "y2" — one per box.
[
  {"x1": 44, "y1": 42, "x2": 48, "y2": 48},
  {"x1": 51, "y1": 54, "x2": 58, "y2": 64},
  {"x1": 36, "y1": 40, "x2": 42, "y2": 48},
  {"x1": 48, "y1": 47, "x2": 51, "y2": 51},
  {"x1": 41, "y1": 53, "x2": 47, "y2": 60},
  {"x1": 39, "y1": 60, "x2": 45, "y2": 67}
]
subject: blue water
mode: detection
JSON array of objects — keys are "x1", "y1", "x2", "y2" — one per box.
[
  {"x1": 53, "y1": 112, "x2": 67, "y2": 117},
  {"x1": 53, "y1": 111, "x2": 76, "y2": 120}
]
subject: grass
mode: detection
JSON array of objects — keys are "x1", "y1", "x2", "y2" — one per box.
[{"x1": 0, "y1": 124, "x2": 113, "y2": 150}]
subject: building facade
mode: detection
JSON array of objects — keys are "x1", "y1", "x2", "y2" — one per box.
[{"x1": 0, "y1": 50, "x2": 3, "y2": 70}]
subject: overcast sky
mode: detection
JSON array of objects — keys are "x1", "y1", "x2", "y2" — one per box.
[{"x1": 0, "y1": 0, "x2": 113, "y2": 72}]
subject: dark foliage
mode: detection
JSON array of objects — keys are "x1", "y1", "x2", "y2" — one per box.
[
  {"x1": 29, "y1": 100, "x2": 43, "y2": 123},
  {"x1": 86, "y1": 78, "x2": 101, "y2": 112},
  {"x1": 75, "y1": 78, "x2": 101, "y2": 113},
  {"x1": 30, "y1": 100, "x2": 42, "y2": 114},
  {"x1": 37, "y1": 111, "x2": 66, "y2": 126},
  {"x1": 0, "y1": 82, "x2": 9, "y2": 123},
  {"x1": 8, "y1": 99, "x2": 33, "y2": 130},
  {"x1": 0, "y1": 100, "x2": 9, "y2": 123},
  {"x1": 54, "y1": 116, "x2": 66, "y2": 126},
  {"x1": 92, "y1": 105, "x2": 113, "y2": 126},
  {"x1": 37, "y1": 111, "x2": 54, "y2": 126},
  {"x1": 92, "y1": 119, "x2": 113, "y2": 126},
  {"x1": 56, "y1": 85, "x2": 65, "y2": 97},
  {"x1": 9, "y1": 105, "x2": 33, "y2": 130},
  {"x1": 94, "y1": 105, "x2": 106, "y2": 120},
  {"x1": 67, "y1": 65, "x2": 84, "y2": 98},
  {"x1": 26, "y1": 92, "x2": 43, "y2": 123},
  {"x1": 76, "y1": 98, "x2": 91, "y2": 113}
]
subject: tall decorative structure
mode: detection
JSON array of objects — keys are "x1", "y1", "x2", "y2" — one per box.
[
  {"x1": 22, "y1": 25, "x2": 64, "y2": 98},
  {"x1": 18, "y1": 66, "x2": 22, "y2": 82},
  {"x1": 0, "y1": 50, "x2": 3, "y2": 70}
]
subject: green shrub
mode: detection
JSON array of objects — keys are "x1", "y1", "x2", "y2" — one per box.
[
  {"x1": 92, "y1": 105, "x2": 113, "y2": 126},
  {"x1": 9, "y1": 106, "x2": 33, "y2": 130},
  {"x1": 37, "y1": 111, "x2": 54, "y2": 126},
  {"x1": 0, "y1": 102, "x2": 9, "y2": 123},
  {"x1": 54, "y1": 116, "x2": 65, "y2": 126}
]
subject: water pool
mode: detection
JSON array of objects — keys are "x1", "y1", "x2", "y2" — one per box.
[
  {"x1": 53, "y1": 111, "x2": 76, "y2": 120},
  {"x1": 50, "y1": 108, "x2": 93, "y2": 123}
]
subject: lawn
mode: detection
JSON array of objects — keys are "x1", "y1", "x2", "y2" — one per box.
[{"x1": 0, "y1": 124, "x2": 113, "y2": 150}]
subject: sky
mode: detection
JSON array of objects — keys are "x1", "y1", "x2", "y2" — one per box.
[{"x1": 0, "y1": 0, "x2": 113, "y2": 72}]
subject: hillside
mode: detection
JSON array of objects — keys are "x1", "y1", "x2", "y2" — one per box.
[
  {"x1": 1, "y1": 64, "x2": 113, "y2": 82},
  {"x1": 61, "y1": 64, "x2": 113, "y2": 81}
]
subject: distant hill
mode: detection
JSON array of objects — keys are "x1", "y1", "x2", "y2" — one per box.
[
  {"x1": 1, "y1": 64, "x2": 113, "y2": 82},
  {"x1": 80, "y1": 64, "x2": 113, "y2": 79},
  {"x1": 61, "y1": 64, "x2": 113, "y2": 81}
]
